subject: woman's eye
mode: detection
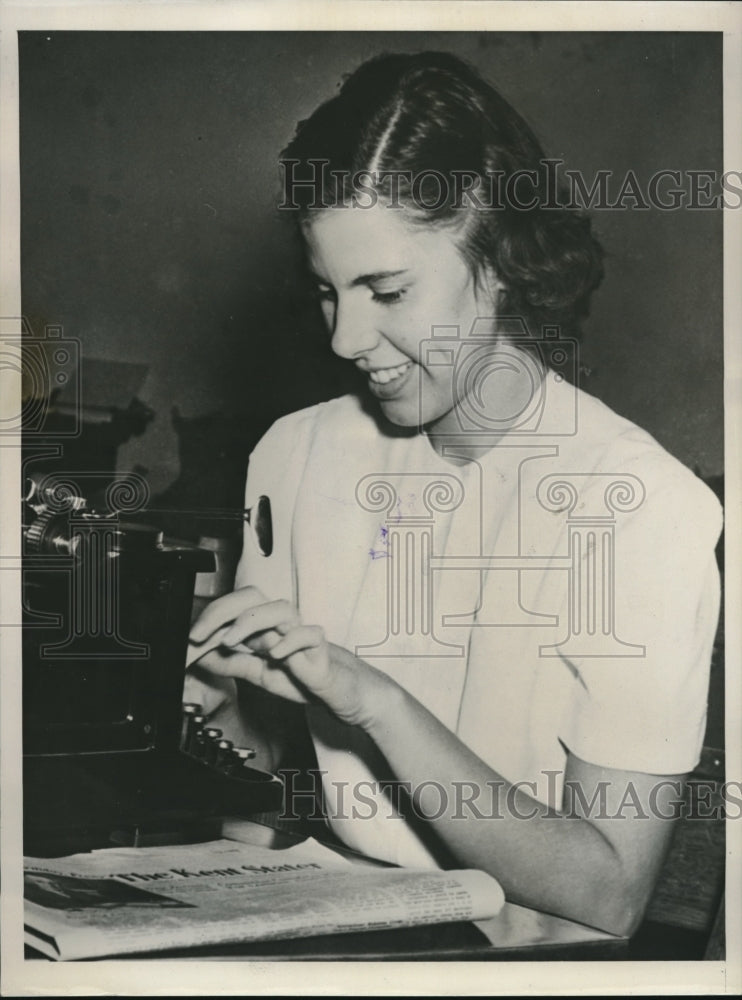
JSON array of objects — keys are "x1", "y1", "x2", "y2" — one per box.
[
  {"x1": 372, "y1": 289, "x2": 405, "y2": 305},
  {"x1": 315, "y1": 286, "x2": 336, "y2": 304}
]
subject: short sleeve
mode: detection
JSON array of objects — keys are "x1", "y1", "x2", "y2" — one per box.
[
  {"x1": 234, "y1": 405, "x2": 320, "y2": 600},
  {"x1": 560, "y1": 464, "x2": 723, "y2": 776}
]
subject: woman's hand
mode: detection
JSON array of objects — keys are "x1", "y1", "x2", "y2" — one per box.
[{"x1": 188, "y1": 586, "x2": 390, "y2": 727}]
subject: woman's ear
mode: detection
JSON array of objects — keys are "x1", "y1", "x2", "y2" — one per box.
[{"x1": 474, "y1": 265, "x2": 504, "y2": 314}]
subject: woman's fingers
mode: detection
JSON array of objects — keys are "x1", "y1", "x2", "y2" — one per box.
[
  {"x1": 189, "y1": 585, "x2": 268, "y2": 642},
  {"x1": 268, "y1": 625, "x2": 325, "y2": 661},
  {"x1": 188, "y1": 594, "x2": 308, "y2": 680},
  {"x1": 189, "y1": 614, "x2": 368, "y2": 720},
  {"x1": 266, "y1": 626, "x2": 340, "y2": 703},
  {"x1": 186, "y1": 624, "x2": 232, "y2": 668},
  {"x1": 186, "y1": 641, "x2": 258, "y2": 678},
  {"x1": 189, "y1": 591, "x2": 340, "y2": 708},
  {"x1": 221, "y1": 599, "x2": 301, "y2": 647},
  {"x1": 187, "y1": 643, "x2": 309, "y2": 704},
  {"x1": 183, "y1": 660, "x2": 237, "y2": 717}
]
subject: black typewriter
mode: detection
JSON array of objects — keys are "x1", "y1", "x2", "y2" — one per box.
[{"x1": 22, "y1": 479, "x2": 282, "y2": 857}]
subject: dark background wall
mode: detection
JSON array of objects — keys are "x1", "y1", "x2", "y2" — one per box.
[{"x1": 19, "y1": 31, "x2": 723, "y2": 504}]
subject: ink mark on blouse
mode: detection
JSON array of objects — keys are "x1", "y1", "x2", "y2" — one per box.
[
  {"x1": 392, "y1": 492, "x2": 417, "y2": 523},
  {"x1": 369, "y1": 494, "x2": 417, "y2": 557},
  {"x1": 369, "y1": 525, "x2": 391, "y2": 560}
]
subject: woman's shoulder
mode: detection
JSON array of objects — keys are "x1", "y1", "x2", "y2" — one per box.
[
  {"x1": 253, "y1": 394, "x2": 376, "y2": 455},
  {"x1": 567, "y1": 385, "x2": 723, "y2": 543},
  {"x1": 245, "y1": 395, "x2": 378, "y2": 514}
]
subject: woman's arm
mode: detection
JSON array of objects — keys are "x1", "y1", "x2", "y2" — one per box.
[
  {"x1": 362, "y1": 660, "x2": 681, "y2": 936},
  {"x1": 189, "y1": 586, "x2": 682, "y2": 936}
]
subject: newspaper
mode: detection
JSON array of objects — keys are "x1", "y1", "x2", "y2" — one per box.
[{"x1": 24, "y1": 837, "x2": 505, "y2": 960}]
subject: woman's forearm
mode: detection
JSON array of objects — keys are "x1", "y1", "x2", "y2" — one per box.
[
  {"x1": 358, "y1": 663, "x2": 660, "y2": 936},
  {"x1": 190, "y1": 603, "x2": 673, "y2": 938}
]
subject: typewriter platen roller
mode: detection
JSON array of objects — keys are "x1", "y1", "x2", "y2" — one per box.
[{"x1": 22, "y1": 483, "x2": 283, "y2": 857}]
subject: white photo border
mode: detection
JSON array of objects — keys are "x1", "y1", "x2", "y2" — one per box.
[{"x1": 1, "y1": 2, "x2": 740, "y2": 996}]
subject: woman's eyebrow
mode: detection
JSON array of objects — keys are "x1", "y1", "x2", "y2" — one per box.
[
  {"x1": 308, "y1": 268, "x2": 409, "y2": 287},
  {"x1": 350, "y1": 269, "x2": 409, "y2": 287}
]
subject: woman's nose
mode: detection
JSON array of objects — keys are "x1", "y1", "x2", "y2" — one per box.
[{"x1": 330, "y1": 298, "x2": 380, "y2": 360}]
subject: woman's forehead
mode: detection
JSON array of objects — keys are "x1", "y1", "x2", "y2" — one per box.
[
  {"x1": 303, "y1": 203, "x2": 412, "y2": 242},
  {"x1": 302, "y1": 205, "x2": 461, "y2": 276}
]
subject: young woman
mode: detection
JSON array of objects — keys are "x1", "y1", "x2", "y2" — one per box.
[{"x1": 187, "y1": 52, "x2": 722, "y2": 935}]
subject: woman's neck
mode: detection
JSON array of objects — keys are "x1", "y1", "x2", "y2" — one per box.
[
  {"x1": 425, "y1": 349, "x2": 547, "y2": 464},
  {"x1": 424, "y1": 425, "x2": 506, "y2": 466}
]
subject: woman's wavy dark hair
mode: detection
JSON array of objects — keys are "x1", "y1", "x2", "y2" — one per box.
[{"x1": 281, "y1": 51, "x2": 604, "y2": 338}]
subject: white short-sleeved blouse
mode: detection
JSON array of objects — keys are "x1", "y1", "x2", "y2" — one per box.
[{"x1": 232, "y1": 380, "x2": 723, "y2": 868}]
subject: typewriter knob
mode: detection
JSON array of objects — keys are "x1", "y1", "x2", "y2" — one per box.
[
  {"x1": 24, "y1": 509, "x2": 80, "y2": 556},
  {"x1": 202, "y1": 727, "x2": 223, "y2": 766},
  {"x1": 215, "y1": 739, "x2": 234, "y2": 769}
]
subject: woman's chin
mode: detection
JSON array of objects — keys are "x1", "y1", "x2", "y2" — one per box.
[{"x1": 376, "y1": 397, "x2": 421, "y2": 428}]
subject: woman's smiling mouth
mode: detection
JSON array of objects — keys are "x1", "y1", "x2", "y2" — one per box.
[
  {"x1": 365, "y1": 361, "x2": 414, "y2": 399},
  {"x1": 367, "y1": 362, "x2": 412, "y2": 385}
]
